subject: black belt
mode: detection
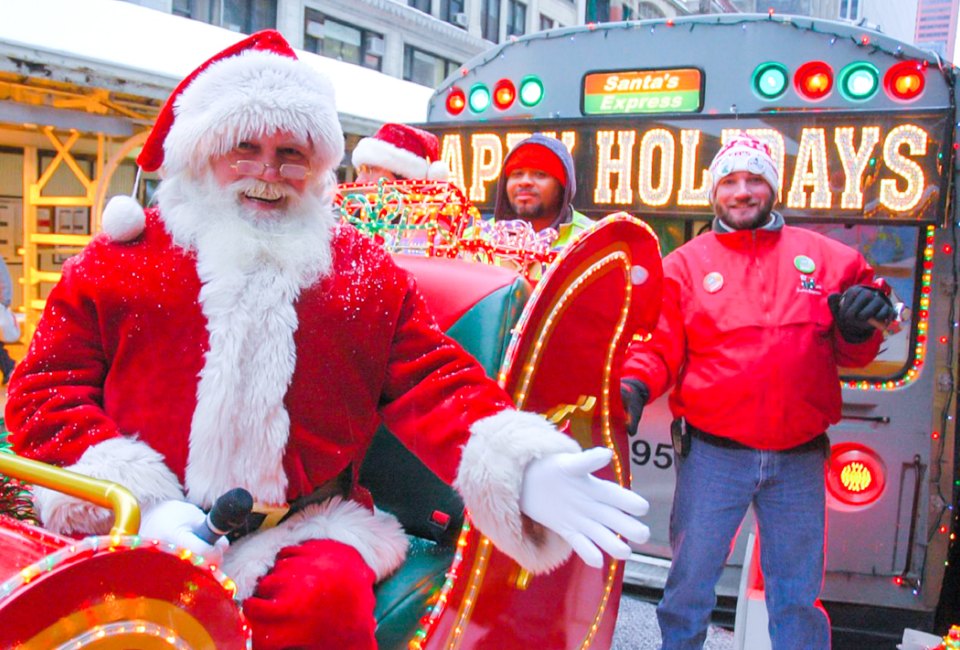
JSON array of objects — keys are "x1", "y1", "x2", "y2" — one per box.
[
  {"x1": 688, "y1": 423, "x2": 828, "y2": 455},
  {"x1": 227, "y1": 470, "x2": 351, "y2": 542}
]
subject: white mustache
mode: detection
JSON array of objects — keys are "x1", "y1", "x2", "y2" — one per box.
[{"x1": 238, "y1": 179, "x2": 288, "y2": 202}]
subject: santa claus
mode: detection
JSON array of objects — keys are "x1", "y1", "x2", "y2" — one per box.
[{"x1": 5, "y1": 30, "x2": 649, "y2": 649}]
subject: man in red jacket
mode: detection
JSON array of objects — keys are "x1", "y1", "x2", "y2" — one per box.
[
  {"x1": 620, "y1": 133, "x2": 895, "y2": 650},
  {"x1": 5, "y1": 30, "x2": 650, "y2": 650}
]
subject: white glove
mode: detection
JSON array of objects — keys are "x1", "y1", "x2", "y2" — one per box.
[
  {"x1": 520, "y1": 447, "x2": 650, "y2": 568},
  {"x1": 139, "y1": 500, "x2": 229, "y2": 565}
]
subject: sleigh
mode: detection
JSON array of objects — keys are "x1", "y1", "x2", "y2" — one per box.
[{"x1": 0, "y1": 212, "x2": 662, "y2": 649}]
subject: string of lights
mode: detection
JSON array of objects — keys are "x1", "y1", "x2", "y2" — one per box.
[{"x1": 446, "y1": 13, "x2": 957, "y2": 94}]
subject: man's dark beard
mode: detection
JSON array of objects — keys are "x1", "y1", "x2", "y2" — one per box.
[
  {"x1": 716, "y1": 193, "x2": 775, "y2": 230},
  {"x1": 513, "y1": 203, "x2": 546, "y2": 220},
  {"x1": 512, "y1": 198, "x2": 561, "y2": 221}
]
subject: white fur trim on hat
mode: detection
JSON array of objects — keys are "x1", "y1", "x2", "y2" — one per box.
[
  {"x1": 222, "y1": 497, "x2": 409, "y2": 599},
  {"x1": 101, "y1": 194, "x2": 147, "y2": 242},
  {"x1": 33, "y1": 437, "x2": 184, "y2": 536},
  {"x1": 163, "y1": 50, "x2": 344, "y2": 178},
  {"x1": 708, "y1": 134, "x2": 780, "y2": 201},
  {"x1": 351, "y1": 137, "x2": 449, "y2": 181},
  {"x1": 427, "y1": 160, "x2": 450, "y2": 182},
  {"x1": 454, "y1": 409, "x2": 581, "y2": 574}
]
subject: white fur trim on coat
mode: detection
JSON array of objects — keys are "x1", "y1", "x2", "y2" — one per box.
[
  {"x1": 351, "y1": 137, "x2": 449, "y2": 181},
  {"x1": 34, "y1": 437, "x2": 183, "y2": 536},
  {"x1": 222, "y1": 497, "x2": 409, "y2": 600},
  {"x1": 184, "y1": 248, "x2": 301, "y2": 507},
  {"x1": 454, "y1": 409, "x2": 581, "y2": 574},
  {"x1": 163, "y1": 50, "x2": 344, "y2": 178}
]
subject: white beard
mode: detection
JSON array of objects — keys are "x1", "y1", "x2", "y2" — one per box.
[
  {"x1": 155, "y1": 170, "x2": 337, "y2": 283},
  {"x1": 155, "y1": 170, "x2": 340, "y2": 507}
]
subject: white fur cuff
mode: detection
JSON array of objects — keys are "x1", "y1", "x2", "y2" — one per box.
[
  {"x1": 34, "y1": 437, "x2": 183, "y2": 536},
  {"x1": 222, "y1": 497, "x2": 409, "y2": 600},
  {"x1": 454, "y1": 409, "x2": 581, "y2": 574}
]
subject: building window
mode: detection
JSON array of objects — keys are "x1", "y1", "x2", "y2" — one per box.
[
  {"x1": 172, "y1": 0, "x2": 215, "y2": 22},
  {"x1": 586, "y1": 0, "x2": 609, "y2": 22},
  {"x1": 604, "y1": 1, "x2": 635, "y2": 21},
  {"x1": 481, "y1": 0, "x2": 500, "y2": 42},
  {"x1": 171, "y1": 0, "x2": 193, "y2": 18},
  {"x1": 839, "y1": 0, "x2": 860, "y2": 20},
  {"x1": 637, "y1": 2, "x2": 665, "y2": 18},
  {"x1": 173, "y1": 0, "x2": 275, "y2": 32},
  {"x1": 404, "y1": 46, "x2": 458, "y2": 88},
  {"x1": 441, "y1": 0, "x2": 466, "y2": 27},
  {"x1": 220, "y1": 0, "x2": 276, "y2": 33},
  {"x1": 507, "y1": 0, "x2": 527, "y2": 36},
  {"x1": 304, "y1": 10, "x2": 384, "y2": 71},
  {"x1": 408, "y1": 0, "x2": 432, "y2": 13},
  {"x1": 539, "y1": 14, "x2": 555, "y2": 30}
]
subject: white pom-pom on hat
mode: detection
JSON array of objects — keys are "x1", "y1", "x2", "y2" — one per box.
[{"x1": 102, "y1": 195, "x2": 146, "y2": 242}]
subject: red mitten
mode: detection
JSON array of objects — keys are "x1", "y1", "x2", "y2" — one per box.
[{"x1": 243, "y1": 539, "x2": 377, "y2": 650}]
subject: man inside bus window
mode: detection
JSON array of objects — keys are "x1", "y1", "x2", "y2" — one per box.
[
  {"x1": 493, "y1": 133, "x2": 592, "y2": 248},
  {"x1": 620, "y1": 133, "x2": 895, "y2": 650},
  {"x1": 350, "y1": 122, "x2": 450, "y2": 183},
  {"x1": 4, "y1": 31, "x2": 652, "y2": 650}
]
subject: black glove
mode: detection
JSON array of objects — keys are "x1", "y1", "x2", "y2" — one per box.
[
  {"x1": 828, "y1": 285, "x2": 896, "y2": 343},
  {"x1": 620, "y1": 378, "x2": 650, "y2": 436}
]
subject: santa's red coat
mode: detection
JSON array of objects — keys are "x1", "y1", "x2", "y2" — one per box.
[
  {"x1": 6, "y1": 207, "x2": 580, "y2": 610},
  {"x1": 9, "y1": 210, "x2": 512, "y2": 487}
]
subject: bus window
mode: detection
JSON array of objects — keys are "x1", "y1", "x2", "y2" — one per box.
[
  {"x1": 637, "y1": 216, "x2": 685, "y2": 255},
  {"x1": 803, "y1": 223, "x2": 918, "y2": 380}
]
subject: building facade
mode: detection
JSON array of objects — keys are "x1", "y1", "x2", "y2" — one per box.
[
  {"x1": 857, "y1": 0, "x2": 919, "y2": 47},
  {"x1": 914, "y1": 0, "x2": 959, "y2": 61},
  {"x1": 133, "y1": 0, "x2": 690, "y2": 92}
]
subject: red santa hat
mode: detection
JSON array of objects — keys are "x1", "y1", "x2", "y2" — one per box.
[
  {"x1": 103, "y1": 30, "x2": 344, "y2": 241},
  {"x1": 351, "y1": 123, "x2": 449, "y2": 181},
  {"x1": 502, "y1": 142, "x2": 567, "y2": 187},
  {"x1": 708, "y1": 132, "x2": 780, "y2": 201}
]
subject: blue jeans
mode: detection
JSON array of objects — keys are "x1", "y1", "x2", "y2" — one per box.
[{"x1": 656, "y1": 435, "x2": 830, "y2": 650}]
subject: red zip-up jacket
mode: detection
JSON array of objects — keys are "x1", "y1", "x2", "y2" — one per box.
[{"x1": 622, "y1": 213, "x2": 883, "y2": 450}]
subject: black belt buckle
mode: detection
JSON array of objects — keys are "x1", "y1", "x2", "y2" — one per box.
[{"x1": 671, "y1": 418, "x2": 691, "y2": 458}]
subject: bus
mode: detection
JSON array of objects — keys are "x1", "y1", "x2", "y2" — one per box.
[{"x1": 423, "y1": 13, "x2": 960, "y2": 644}]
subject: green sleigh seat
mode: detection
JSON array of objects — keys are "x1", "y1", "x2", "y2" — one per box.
[{"x1": 363, "y1": 254, "x2": 530, "y2": 649}]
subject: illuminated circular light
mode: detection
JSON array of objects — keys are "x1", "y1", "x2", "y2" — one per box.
[
  {"x1": 518, "y1": 76, "x2": 545, "y2": 107},
  {"x1": 826, "y1": 443, "x2": 886, "y2": 508},
  {"x1": 795, "y1": 61, "x2": 833, "y2": 101},
  {"x1": 885, "y1": 60, "x2": 925, "y2": 101},
  {"x1": 493, "y1": 78, "x2": 517, "y2": 110},
  {"x1": 752, "y1": 62, "x2": 788, "y2": 100},
  {"x1": 839, "y1": 62, "x2": 879, "y2": 101},
  {"x1": 445, "y1": 87, "x2": 466, "y2": 115},
  {"x1": 468, "y1": 84, "x2": 491, "y2": 113}
]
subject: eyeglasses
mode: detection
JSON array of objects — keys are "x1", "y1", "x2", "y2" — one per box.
[{"x1": 231, "y1": 160, "x2": 311, "y2": 180}]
